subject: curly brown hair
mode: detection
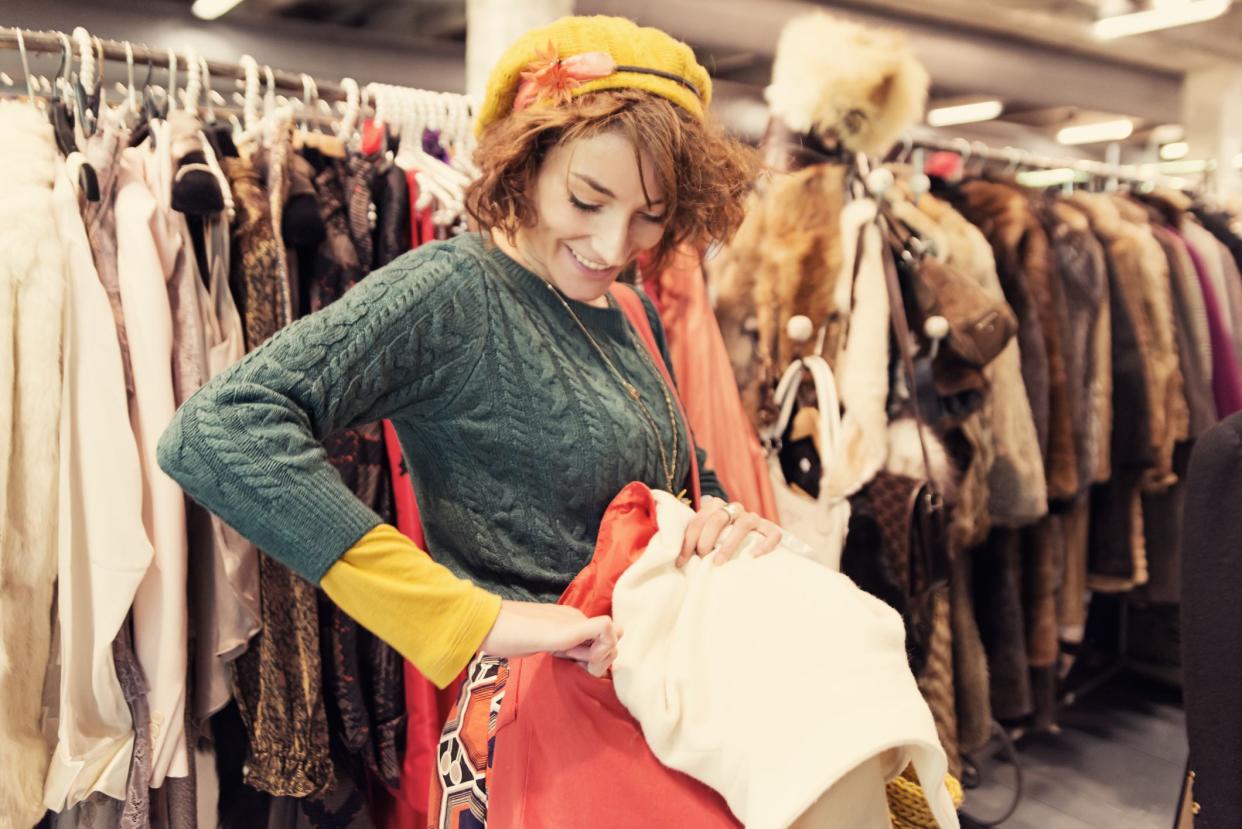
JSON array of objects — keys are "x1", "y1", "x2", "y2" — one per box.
[{"x1": 465, "y1": 89, "x2": 759, "y2": 273}]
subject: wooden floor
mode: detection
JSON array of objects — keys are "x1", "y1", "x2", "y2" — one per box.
[{"x1": 959, "y1": 674, "x2": 1187, "y2": 829}]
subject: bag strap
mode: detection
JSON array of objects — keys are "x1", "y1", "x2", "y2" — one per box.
[
  {"x1": 824, "y1": 222, "x2": 870, "y2": 359},
  {"x1": 876, "y1": 216, "x2": 940, "y2": 493},
  {"x1": 609, "y1": 283, "x2": 702, "y2": 510},
  {"x1": 760, "y1": 355, "x2": 843, "y2": 506}
]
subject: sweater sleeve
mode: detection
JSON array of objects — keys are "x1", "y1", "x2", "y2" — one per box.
[
  {"x1": 157, "y1": 243, "x2": 488, "y2": 582},
  {"x1": 320, "y1": 524, "x2": 502, "y2": 688},
  {"x1": 638, "y1": 289, "x2": 729, "y2": 503}
]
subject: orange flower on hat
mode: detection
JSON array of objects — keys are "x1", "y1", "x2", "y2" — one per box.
[{"x1": 513, "y1": 41, "x2": 616, "y2": 112}]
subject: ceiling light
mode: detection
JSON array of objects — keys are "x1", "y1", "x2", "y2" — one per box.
[
  {"x1": 1057, "y1": 119, "x2": 1135, "y2": 145},
  {"x1": 1016, "y1": 168, "x2": 1083, "y2": 188},
  {"x1": 927, "y1": 100, "x2": 1004, "y2": 128},
  {"x1": 1150, "y1": 124, "x2": 1185, "y2": 144},
  {"x1": 1093, "y1": 0, "x2": 1232, "y2": 40},
  {"x1": 1159, "y1": 159, "x2": 1211, "y2": 174},
  {"x1": 191, "y1": 0, "x2": 247, "y2": 20},
  {"x1": 1160, "y1": 141, "x2": 1190, "y2": 160}
]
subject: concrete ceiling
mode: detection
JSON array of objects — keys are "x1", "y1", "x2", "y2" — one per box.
[
  {"x1": 12, "y1": 0, "x2": 1238, "y2": 158},
  {"x1": 833, "y1": 0, "x2": 1242, "y2": 74}
]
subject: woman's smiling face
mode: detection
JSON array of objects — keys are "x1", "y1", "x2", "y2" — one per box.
[{"x1": 499, "y1": 130, "x2": 668, "y2": 304}]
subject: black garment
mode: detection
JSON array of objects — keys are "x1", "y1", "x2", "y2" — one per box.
[
  {"x1": 371, "y1": 161, "x2": 412, "y2": 270},
  {"x1": 1088, "y1": 250, "x2": 1155, "y2": 584},
  {"x1": 1193, "y1": 207, "x2": 1242, "y2": 272},
  {"x1": 1181, "y1": 411, "x2": 1242, "y2": 828},
  {"x1": 309, "y1": 156, "x2": 407, "y2": 807},
  {"x1": 971, "y1": 527, "x2": 1033, "y2": 722}
]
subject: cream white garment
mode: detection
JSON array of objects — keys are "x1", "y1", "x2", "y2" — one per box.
[
  {"x1": 611, "y1": 490, "x2": 958, "y2": 829},
  {"x1": 43, "y1": 157, "x2": 153, "y2": 810},
  {"x1": 826, "y1": 198, "x2": 890, "y2": 500},
  {"x1": 115, "y1": 133, "x2": 190, "y2": 784},
  {"x1": 192, "y1": 211, "x2": 261, "y2": 723},
  {"x1": 0, "y1": 98, "x2": 68, "y2": 829}
]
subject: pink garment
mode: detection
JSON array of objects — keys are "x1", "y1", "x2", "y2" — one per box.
[
  {"x1": 643, "y1": 250, "x2": 779, "y2": 520},
  {"x1": 1178, "y1": 229, "x2": 1242, "y2": 417}
]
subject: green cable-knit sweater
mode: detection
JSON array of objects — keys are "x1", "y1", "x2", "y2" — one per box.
[{"x1": 157, "y1": 231, "x2": 725, "y2": 602}]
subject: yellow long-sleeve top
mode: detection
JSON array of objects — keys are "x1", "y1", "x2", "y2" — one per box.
[{"x1": 320, "y1": 523, "x2": 503, "y2": 688}]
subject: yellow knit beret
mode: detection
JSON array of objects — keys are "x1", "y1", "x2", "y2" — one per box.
[{"x1": 475, "y1": 15, "x2": 712, "y2": 135}]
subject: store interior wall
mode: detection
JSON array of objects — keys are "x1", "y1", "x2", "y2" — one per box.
[
  {"x1": 8, "y1": 0, "x2": 1181, "y2": 121},
  {"x1": 6, "y1": 0, "x2": 1240, "y2": 190},
  {"x1": 5, "y1": 0, "x2": 466, "y2": 93}
]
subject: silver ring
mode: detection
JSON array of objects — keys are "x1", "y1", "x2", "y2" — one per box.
[{"x1": 723, "y1": 503, "x2": 743, "y2": 523}]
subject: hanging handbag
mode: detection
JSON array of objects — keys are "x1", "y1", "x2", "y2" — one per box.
[
  {"x1": 759, "y1": 354, "x2": 851, "y2": 572},
  {"x1": 881, "y1": 204, "x2": 1018, "y2": 399},
  {"x1": 878, "y1": 219, "x2": 952, "y2": 605}
]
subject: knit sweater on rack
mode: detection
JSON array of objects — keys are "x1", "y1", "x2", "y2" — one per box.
[{"x1": 158, "y1": 230, "x2": 724, "y2": 603}]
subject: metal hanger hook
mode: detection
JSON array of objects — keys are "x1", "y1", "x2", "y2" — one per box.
[
  {"x1": 200, "y1": 56, "x2": 216, "y2": 121},
  {"x1": 55, "y1": 31, "x2": 73, "y2": 99},
  {"x1": 124, "y1": 41, "x2": 136, "y2": 113},
  {"x1": 167, "y1": 48, "x2": 177, "y2": 111},
  {"x1": 15, "y1": 28, "x2": 35, "y2": 102}
]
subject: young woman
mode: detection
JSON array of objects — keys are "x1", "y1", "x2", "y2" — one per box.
[{"x1": 158, "y1": 13, "x2": 774, "y2": 818}]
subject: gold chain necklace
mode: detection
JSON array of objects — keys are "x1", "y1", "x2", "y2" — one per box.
[{"x1": 543, "y1": 281, "x2": 681, "y2": 493}]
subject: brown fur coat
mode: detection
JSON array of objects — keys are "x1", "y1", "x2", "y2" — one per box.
[
  {"x1": 711, "y1": 165, "x2": 848, "y2": 424},
  {"x1": 951, "y1": 180, "x2": 1081, "y2": 503},
  {"x1": 918, "y1": 193, "x2": 1049, "y2": 528}
]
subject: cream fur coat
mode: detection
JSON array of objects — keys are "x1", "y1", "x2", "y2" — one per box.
[{"x1": 0, "y1": 101, "x2": 66, "y2": 828}]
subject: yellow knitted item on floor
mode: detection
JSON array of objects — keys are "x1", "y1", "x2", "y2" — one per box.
[
  {"x1": 887, "y1": 771, "x2": 964, "y2": 828},
  {"x1": 475, "y1": 14, "x2": 711, "y2": 134}
]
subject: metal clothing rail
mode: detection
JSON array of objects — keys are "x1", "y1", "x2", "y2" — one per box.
[
  {"x1": 905, "y1": 127, "x2": 1208, "y2": 189},
  {"x1": 0, "y1": 26, "x2": 465, "y2": 108}
]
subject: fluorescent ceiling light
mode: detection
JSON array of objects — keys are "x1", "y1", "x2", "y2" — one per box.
[
  {"x1": 1057, "y1": 119, "x2": 1134, "y2": 145},
  {"x1": 192, "y1": 0, "x2": 246, "y2": 20},
  {"x1": 1159, "y1": 159, "x2": 1211, "y2": 174},
  {"x1": 1016, "y1": 168, "x2": 1084, "y2": 188},
  {"x1": 1093, "y1": 0, "x2": 1232, "y2": 40},
  {"x1": 927, "y1": 100, "x2": 1004, "y2": 128},
  {"x1": 1160, "y1": 141, "x2": 1190, "y2": 160},
  {"x1": 1150, "y1": 123, "x2": 1185, "y2": 144}
]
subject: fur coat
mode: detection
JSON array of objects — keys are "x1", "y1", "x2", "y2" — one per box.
[
  {"x1": 0, "y1": 101, "x2": 66, "y2": 827},
  {"x1": 710, "y1": 165, "x2": 847, "y2": 425},
  {"x1": 1115, "y1": 195, "x2": 1190, "y2": 483},
  {"x1": 917, "y1": 193, "x2": 1048, "y2": 528},
  {"x1": 950, "y1": 180, "x2": 1080, "y2": 503},
  {"x1": 1151, "y1": 223, "x2": 1218, "y2": 438},
  {"x1": 1044, "y1": 201, "x2": 1111, "y2": 493},
  {"x1": 1068, "y1": 193, "x2": 1157, "y2": 590}
]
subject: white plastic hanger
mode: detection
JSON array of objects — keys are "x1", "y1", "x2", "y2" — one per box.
[
  {"x1": 234, "y1": 54, "x2": 260, "y2": 146},
  {"x1": 336, "y1": 77, "x2": 360, "y2": 142}
]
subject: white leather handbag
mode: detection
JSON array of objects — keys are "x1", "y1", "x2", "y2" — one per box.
[{"x1": 759, "y1": 355, "x2": 851, "y2": 571}]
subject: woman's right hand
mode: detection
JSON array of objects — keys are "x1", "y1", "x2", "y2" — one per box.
[{"x1": 480, "y1": 600, "x2": 620, "y2": 677}]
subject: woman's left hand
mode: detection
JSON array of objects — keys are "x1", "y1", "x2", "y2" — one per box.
[{"x1": 677, "y1": 495, "x2": 783, "y2": 568}]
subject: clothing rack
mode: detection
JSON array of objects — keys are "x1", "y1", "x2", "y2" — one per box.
[
  {"x1": 1, "y1": 26, "x2": 355, "y2": 104},
  {"x1": 906, "y1": 128, "x2": 1209, "y2": 191}
]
